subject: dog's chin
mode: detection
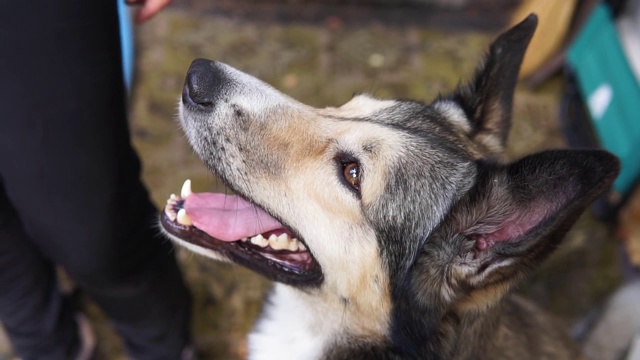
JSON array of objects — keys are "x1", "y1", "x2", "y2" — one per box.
[{"x1": 160, "y1": 196, "x2": 324, "y2": 288}]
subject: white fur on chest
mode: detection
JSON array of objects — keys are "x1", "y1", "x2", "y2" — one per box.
[{"x1": 247, "y1": 284, "x2": 337, "y2": 360}]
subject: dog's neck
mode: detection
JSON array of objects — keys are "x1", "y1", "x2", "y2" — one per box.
[
  {"x1": 247, "y1": 284, "x2": 513, "y2": 360},
  {"x1": 249, "y1": 284, "x2": 536, "y2": 360},
  {"x1": 435, "y1": 306, "x2": 503, "y2": 359},
  {"x1": 427, "y1": 296, "x2": 583, "y2": 360},
  {"x1": 248, "y1": 283, "x2": 392, "y2": 360},
  {"x1": 386, "y1": 290, "x2": 506, "y2": 360},
  {"x1": 248, "y1": 284, "x2": 583, "y2": 360}
]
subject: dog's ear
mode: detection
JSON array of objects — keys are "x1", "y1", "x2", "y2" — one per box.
[
  {"x1": 434, "y1": 14, "x2": 537, "y2": 157},
  {"x1": 430, "y1": 150, "x2": 618, "y2": 311}
]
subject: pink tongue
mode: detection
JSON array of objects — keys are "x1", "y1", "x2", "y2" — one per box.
[{"x1": 184, "y1": 193, "x2": 284, "y2": 242}]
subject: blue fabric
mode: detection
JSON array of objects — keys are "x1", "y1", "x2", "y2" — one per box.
[{"x1": 118, "y1": 0, "x2": 135, "y2": 95}]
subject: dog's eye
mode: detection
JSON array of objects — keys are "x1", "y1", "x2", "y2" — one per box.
[{"x1": 343, "y1": 162, "x2": 360, "y2": 190}]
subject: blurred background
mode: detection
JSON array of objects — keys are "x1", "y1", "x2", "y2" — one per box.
[{"x1": 2, "y1": 0, "x2": 640, "y2": 359}]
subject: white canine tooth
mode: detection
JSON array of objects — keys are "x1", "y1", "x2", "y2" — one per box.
[
  {"x1": 177, "y1": 209, "x2": 193, "y2": 226},
  {"x1": 241, "y1": 237, "x2": 248, "y2": 242},
  {"x1": 268, "y1": 234, "x2": 277, "y2": 242},
  {"x1": 170, "y1": 193, "x2": 177, "y2": 200},
  {"x1": 181, "y1": 179, "x2": 192, "y2": 198}
]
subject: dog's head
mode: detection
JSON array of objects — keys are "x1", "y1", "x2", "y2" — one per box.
[{"x1": 161, "y1": 14, "x2": 619, "y2": 353}]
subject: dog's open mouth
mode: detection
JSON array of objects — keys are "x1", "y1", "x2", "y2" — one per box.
[{"x1": 160, "y1": 180, "x2": 323, "y2": 286}]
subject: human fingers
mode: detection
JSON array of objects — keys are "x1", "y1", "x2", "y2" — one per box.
[{"x1": 134, "y1": 0, "x2": 172, "y2": 23}]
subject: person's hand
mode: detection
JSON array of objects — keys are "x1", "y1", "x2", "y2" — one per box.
[{"x1": 125, "y1": 0, "x2": 172, "y2": 23}]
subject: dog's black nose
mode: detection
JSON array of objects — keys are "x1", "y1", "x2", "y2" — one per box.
[{"x1": 183, "y1": 58, "x2": 221, "y2": 109}]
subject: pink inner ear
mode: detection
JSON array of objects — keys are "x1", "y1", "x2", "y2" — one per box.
[{"x1": 474, "y1": 204, "x2": 553, "y2": 251}]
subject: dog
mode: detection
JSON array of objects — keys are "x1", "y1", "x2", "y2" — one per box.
[{"x1": 160, "y1": 14, "x2": 620, "y2": 359}]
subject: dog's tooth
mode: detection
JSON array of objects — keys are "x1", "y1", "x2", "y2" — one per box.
[
  {"x1": 241, "y1": 237, "x2": 248, "y2": 242},
  {"x1": 287, "y1": 239, "x2": 299, "y2": 251},
  {"x1": 277, "y1": 233, "x2": 290, "y2": 242},
  {"x1": 270, "y1": 234, "x2": 289, "y2": 250},
  {"x1": 167, "y1": 193, "x2": 179, "y2": 205},
  {"x1": 250, "y1": 234, "x2": 268, "y2": 247},
  {"x1": 251, "y1": 234, "x2": 264, "y2": 242},
  {"x1": 181, "y1": 179, "x2": 192, "y2": 198},
  {"x1": 176, "y1": 209, "x2": 193, "y2": 226},
  {"x1": 164, "y1": 205, "x2": 177, "y2": 222},
  {"x1": 269, "y1": 239, "x2": 283, "y2": 249},
  {"x1": 297, "y1": 241, "x2": 306, "y2": 251}
]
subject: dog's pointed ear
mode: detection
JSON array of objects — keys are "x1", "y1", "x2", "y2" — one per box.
[
  {"x1": 436, "y1": 150, "x2": 618, "y2": 310},
  {"x1": 433, "y1": 14, "x2": 537, "y2": 157}
]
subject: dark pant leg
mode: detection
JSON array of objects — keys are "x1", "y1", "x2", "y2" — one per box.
[
  {"x1": 0, "y1": 1, "x2": 192, "y2": 359},
  {"x1": 0, "y1": 187, "x2": 79, "y2": 359}
]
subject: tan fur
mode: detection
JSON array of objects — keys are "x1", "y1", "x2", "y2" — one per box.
[
  {"x1": 453, "y1": 281, "x2": 513, "y2": 314},
  {"x1": 323, "y1": 94, "x2": 398, "y2": 118},
  {"x1": 214, "y1": 97, "x2": 399, "y2": 340},
  {"x1": 167, "y1": 16, "x2": 613, "y2": 358}
]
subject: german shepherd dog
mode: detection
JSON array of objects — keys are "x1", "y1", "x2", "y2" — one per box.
[{"x1": 161, "y1": 15, "x2": 620, "y2": 359}]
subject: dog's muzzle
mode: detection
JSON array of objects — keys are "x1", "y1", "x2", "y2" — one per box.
[{"x1": 182, "y1": 58, "x2": 223, "y2": 110}]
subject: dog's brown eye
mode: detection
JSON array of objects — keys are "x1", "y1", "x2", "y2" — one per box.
[{"x1": 343, "y1": 162, "x2": 360, "y2": 190}]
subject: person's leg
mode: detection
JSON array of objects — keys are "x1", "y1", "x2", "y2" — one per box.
[
  {"x1": 0, "y1": 185, "x2": 80, "y2": 359},
  {"x1": 0, "y1": 1, "x2": 192, "y2": 358}
]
